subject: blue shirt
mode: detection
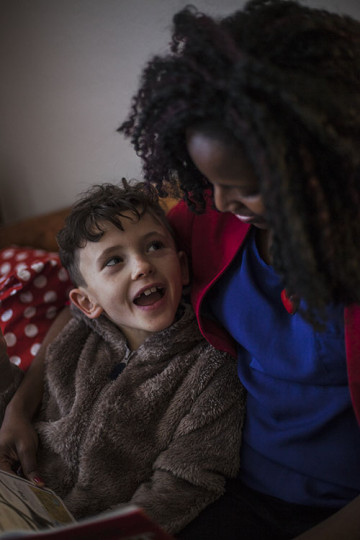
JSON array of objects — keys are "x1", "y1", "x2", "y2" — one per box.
[{"x1": 208, "y1": 230, "x2": 360, "y2": 507}]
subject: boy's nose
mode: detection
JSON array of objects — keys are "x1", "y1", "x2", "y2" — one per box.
[{"x1": 131, "y1": 256, "x2": 153, "y2": 280}]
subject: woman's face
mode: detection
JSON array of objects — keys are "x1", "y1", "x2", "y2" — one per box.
[{"x1": 186, "y1": 129, "x2": 268, "y2": 229}]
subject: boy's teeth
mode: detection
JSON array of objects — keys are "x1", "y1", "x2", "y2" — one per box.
[
  {"x1": 134, "y1": 286, "x2": 164, "y2": 306},
  {"x1": 143, "y1": 287, "x2": 157, "y2": 296}
]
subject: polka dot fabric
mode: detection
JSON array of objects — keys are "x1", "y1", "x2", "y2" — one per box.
[{"x1": 0, "y1": 247, "x2": 72, "y2": 371}]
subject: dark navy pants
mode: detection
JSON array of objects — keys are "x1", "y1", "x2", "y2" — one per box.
[{"x1": 177, "y1": 479, "x2": 340, "y2": 539}]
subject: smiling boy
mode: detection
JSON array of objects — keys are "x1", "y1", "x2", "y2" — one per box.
[
  {"x1": 65, "y1": 195, "x2": 189, "y2": 350},
  {"x1": 0, "y1": 180, "x2": 245, "y2": 535}
]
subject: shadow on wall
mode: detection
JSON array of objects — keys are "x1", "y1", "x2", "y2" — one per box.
[{"x1": 1, "y1": 163, "x2": 36, "y2": 226}]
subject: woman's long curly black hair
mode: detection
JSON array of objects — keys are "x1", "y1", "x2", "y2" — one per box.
[{"x1": 119, "y1": 0, "x2": 360, "y2": 321}]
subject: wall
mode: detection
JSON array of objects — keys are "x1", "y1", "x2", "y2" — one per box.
[{"x1": 1, "y1": 0, "x2": 359, "y2": 224}]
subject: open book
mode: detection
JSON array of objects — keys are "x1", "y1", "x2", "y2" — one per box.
[{"x1": 0, "y1": 470, "x2": 173, "y2": 539}]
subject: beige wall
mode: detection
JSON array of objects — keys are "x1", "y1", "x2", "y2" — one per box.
[{"x1": 1, "y1": 0, "x2": 359, "y2": 224}]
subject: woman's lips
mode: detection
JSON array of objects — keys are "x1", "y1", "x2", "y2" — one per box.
[
  {"x1": 235, "y1": 213, "x2": 267, "y2": 226},
  {"x1": 235, "y1": 213, "x2": 256, "y2": 223}
]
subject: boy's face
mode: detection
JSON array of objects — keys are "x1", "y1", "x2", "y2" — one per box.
[{"x1": 70, "y1": 211, "x2": 189, "y2": 350}]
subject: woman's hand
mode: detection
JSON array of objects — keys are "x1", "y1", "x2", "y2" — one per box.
[
  {"x1": 0, "y1": 328, "x2": 43, "y2": 484},
  {"x1": 294, "y1": 494, "x2": 360, "y2": 539},
  {"x1": 0, "y1": 405, "x2": 44, "y2": 486}
]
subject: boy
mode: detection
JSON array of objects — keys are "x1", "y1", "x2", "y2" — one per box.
[{"x1": 0, "y1": 180, "x2": 245, "y2": 535}]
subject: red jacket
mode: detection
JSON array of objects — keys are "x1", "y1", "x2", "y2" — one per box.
[{"x1": 168, "y1": 200, "x2": 360, "y2": 426}]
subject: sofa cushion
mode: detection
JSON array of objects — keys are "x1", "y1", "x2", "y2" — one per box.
[{"x1": 0, "y1": 246, "x2": 72, "y2": 371}]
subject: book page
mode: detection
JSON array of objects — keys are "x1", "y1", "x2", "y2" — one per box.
[
  {"x1": 0, "y1": 471, "x2": 74, "y2": 533},
  {"x1": 0, "y1": 471, "x2": 173, "y2": 539}
]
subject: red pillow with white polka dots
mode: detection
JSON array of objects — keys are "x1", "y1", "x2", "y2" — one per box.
[{"x1": 0, "y1": 247, "x2": 73, "y2": 371}]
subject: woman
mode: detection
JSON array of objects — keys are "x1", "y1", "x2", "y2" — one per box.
[{"x1": 120, "y1": 1, "x2": 360, "y2": 538}]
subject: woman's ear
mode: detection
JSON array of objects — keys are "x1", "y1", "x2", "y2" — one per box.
[
  {"x1": 178, "y1": 251, "x2": 190, "y2": 286},
  {"x1": 69, "y1": 288, "x2": 103, "y2": 319}
]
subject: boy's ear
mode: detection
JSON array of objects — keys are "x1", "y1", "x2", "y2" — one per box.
[
  {"x1": 69, "y1": 288, "x2": 103, "y2": 319},
  {"x1": 178, "y1": 251, "x2": 190, "y2": 286}
]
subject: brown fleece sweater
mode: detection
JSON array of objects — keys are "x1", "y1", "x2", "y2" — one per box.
[{"x1": 1, "y1": 305, "x2": 245, "y2": 534}]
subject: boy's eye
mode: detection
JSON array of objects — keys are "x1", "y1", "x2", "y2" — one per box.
[
  {"x1": 105, "y1": 256, "x2": 123, "y2": 267},
  {"x1": 148, "y1": 240, "x2": 165, "y2": 252}
]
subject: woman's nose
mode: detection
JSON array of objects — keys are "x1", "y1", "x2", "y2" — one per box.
[{"x1": 131, "y1": 255, "x2": 153, "y2": 280}]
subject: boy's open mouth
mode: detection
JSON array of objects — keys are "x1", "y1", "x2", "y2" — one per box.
[{"x1": 133, "y1": 286, "x2": 165, "y2": 306}]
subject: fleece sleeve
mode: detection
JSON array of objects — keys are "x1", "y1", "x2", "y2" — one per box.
[{"x1": 129, "y1": 355, "x2": 246, "y2": 534}]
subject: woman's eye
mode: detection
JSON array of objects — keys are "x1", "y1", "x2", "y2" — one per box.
[
  {"x1": 105, "y1": 256, "x2": 123, "y2": 267},
  {"x1": 242, "y1": 190, "x2": 260, "y2": 199},
  {"x1": 230, "y1": 185, "x2": 260, "y2": 198},
  {"x1": 148, "y1": 240, "x2": 165, "y2": 252}
]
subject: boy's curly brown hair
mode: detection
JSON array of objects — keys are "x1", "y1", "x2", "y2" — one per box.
[{"x1": 57, "y1": 179, "x2": 172, "y2": 287}]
